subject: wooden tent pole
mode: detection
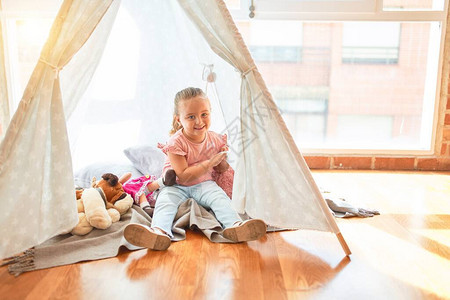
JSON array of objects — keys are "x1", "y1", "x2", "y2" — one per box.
[
  {"x1": 299, "y1": 161, "x2": 352, "y2": 256},
  {"x1": 306, "y1": 168, "x2": 352, "y2": 256},
  {"x1": 336, "y1": 232, "x2": 352, "y2": 256}
]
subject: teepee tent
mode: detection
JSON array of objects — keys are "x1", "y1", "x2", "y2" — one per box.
[{"x1": 0, "y1": 0, "x2": 350, "y2": 259}]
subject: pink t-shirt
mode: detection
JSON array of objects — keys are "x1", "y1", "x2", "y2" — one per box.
[{"x1": 158, "y1": 130, "x2": 227, "y2": 186}]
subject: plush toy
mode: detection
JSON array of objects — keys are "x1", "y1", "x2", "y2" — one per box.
[{"x1": 71, "y1": 173, "x2": 133, "y2": 235}]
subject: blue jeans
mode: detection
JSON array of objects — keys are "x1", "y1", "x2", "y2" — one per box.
[{"x1": 152, "y1": 180, "x2": 241, "y2": 238}]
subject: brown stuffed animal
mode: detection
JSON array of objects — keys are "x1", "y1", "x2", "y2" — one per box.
[
  {"x1": 72, "y1": 173, "x2": 133, "y2": 235},
  {"x1": 94, "y1": 173, "x2": 128, "y2": 209}
]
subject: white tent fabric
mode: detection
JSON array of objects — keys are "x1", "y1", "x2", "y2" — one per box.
[
  {"x1": 0, "y1": 2, "x2": 9, "y2": 140},
  {"x1": 0, "y1": 0, "x2": 118, "y2": 258},
  {"x1": 0, "y1": 0, "x2": 350, "y2": 259}
]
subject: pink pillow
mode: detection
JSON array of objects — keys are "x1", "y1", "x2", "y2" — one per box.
[{"x1": 212, "y1": 167, "x2": 234, "y2": 199}]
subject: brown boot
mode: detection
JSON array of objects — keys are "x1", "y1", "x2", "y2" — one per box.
[
  {"x1": 124, "y1": 224, "x2": 171, "y2": 251},
  {"x1": 223, "y1": 219, "x2": 267, "y2": 242}
]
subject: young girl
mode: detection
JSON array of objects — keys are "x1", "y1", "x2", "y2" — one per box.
[
  {"x1": 124, "y1": 87, "x2": 266, "y2": 250},
  {"x1": 119, "y1": 169, "x2": 176, "y2": 217}
]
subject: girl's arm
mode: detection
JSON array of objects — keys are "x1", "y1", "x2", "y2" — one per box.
[
  {"x1": 213, "y1": 145, "x2": 230, "y2": 173},
  {"x1": 169, "y1": 152, "x2": 227, "y2": 185},
  {"x1": 213, "y1": 159, "x2": 229, "y2": 173}
]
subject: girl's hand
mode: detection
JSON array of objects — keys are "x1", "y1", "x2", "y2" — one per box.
[
  {"x1": 209, "y1": 152, "x2": 227, "y2": 168},
  {"x1": 213, "y1": 146, "x2": 229, "y2": 173}
]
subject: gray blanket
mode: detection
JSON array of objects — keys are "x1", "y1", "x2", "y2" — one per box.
[
  {"x1": 322, "y1": 193, "x2": 380, "y2": 218},
  {"x1": 2, "y1": 199, "x2": 237, "y2": 276},
  {"x1": 2, "y1": 194, "x2": 378, "y2": 276}
]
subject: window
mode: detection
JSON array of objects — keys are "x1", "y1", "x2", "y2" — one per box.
[
  {"x1": 231, "y1": 1, "x2": 447, "y2": 153},
  {"x1": 342, "y1": 22, "x2": 400, "y2": 64},
  {"x1": 246, "y1": 20, "x2": 303, "y2": 63},
  {"x1": 0, "y1": 1, "x2": 60, "y2": 116},
  {"x1": 250, "y1": 46, "x2": 302, "y2": 63}
]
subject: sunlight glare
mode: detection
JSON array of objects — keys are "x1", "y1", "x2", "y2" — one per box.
[
  {"x1": 88, "y1": 7, "x2": 140, "y2": 101},
  {"x1": 349, "y1": 223, "x2": 450, "y2": 298},
  {"x1": 72, "y1": 120, "x2": 141, "y2": 168}
]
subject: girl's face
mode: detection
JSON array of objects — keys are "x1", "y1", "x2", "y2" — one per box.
[{"x1": 176, "y1": 96, "x2": 211, "y2": 143}]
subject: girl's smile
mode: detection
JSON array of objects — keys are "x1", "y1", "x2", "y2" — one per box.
[{"x1": 176, "y1": 96, "x2": 211, "y2": 143}]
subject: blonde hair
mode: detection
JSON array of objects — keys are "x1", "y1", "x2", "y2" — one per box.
[{"x1": 169, "y1": 87, "x2": 208, "y2": 135}]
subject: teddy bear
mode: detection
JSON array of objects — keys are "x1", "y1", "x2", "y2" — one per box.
[{"x1": 71, "y1": 173, "x2": 133, "y2": 235}]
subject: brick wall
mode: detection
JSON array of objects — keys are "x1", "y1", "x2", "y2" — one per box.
[{"x1": 304, "y1": 10, "x2": 450, "y2": 171}]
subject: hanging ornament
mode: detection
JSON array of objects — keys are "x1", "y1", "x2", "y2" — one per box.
[
  {"x1": 207, "y1": 71, "x2": 216, "y2": 82},
  {"x1": 202, "y1": 64, "x2": 216, "y2": 83}
]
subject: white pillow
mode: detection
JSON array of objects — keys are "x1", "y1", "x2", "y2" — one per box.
[
  {"x1": 123, "y1": 145, "x2": 166, "y2": 177},
  {"x1": 74, "y1": 162, "x2": 143, "y2": 188}
]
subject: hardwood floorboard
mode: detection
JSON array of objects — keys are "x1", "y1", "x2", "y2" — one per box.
[
  {"x1": 254, "y1": 233, "x2": 287, "y2": 299},
  {"x1": 1, "y1": 171, "x2": 450, "y2": 299}
]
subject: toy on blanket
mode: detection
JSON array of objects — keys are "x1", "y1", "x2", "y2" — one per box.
[{"x1": 71, "y1": 173, "x2": 133, "y2": 235}]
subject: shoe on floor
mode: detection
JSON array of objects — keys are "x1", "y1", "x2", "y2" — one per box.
[
  {"x1": 124, "y1": 224, "x2": 171, "y2": 250},
  {"x1": 223, "y1": 219, "x2": 267, "y2": 242}
]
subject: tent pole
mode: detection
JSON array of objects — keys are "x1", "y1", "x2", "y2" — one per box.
[
  {"x1": 307, "y1": 169, "x2": 352, "y2": 256},
  {"x1": 336, "y1": 232, "x2": 351, "y2": 256},
  {"x1": 297, "y1": 157, "x2": 352, "y2": 256}
]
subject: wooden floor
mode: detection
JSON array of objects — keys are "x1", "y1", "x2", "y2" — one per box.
[{"x1": 1, "y1": 170, "x2": 450, "y2": 300}]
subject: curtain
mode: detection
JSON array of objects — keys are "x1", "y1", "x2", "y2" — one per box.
[
  {"x1": 0, "y1": 2, "x2": 10, "y2": 140},
  {"x1": 178, "y1": 0, "x2": 338, "y2": 232},
  {"x1": 0, "y1": 0, "x2": 118, "y2": 259}
]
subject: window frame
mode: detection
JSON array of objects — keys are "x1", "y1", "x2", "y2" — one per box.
[
  {"x1": 229, "y1": 1, "x2": 447, "y2": 21},
  {"x1": 254, "y1": 0, "x2": 377, "y2": 14},
  {"x1": 228, "y1": 0, "x2": 449, "y2": 156}
]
